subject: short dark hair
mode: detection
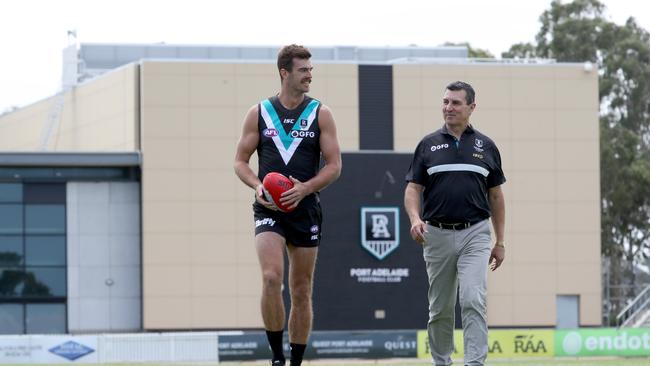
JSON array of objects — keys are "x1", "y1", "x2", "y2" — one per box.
[
  {"x1": 446, "y1": 81, "x2": 475, "y2": 105},
  {"x1": 277, "y1": 44, "x2": 311, "y2": 77}
]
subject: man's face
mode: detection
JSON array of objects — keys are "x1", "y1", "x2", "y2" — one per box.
[
  {"x1": 283, "y1": 58, "x2": 313, "y2": 93},
  {"x1": 442, "y1": 89, "x2": 475, "y2": 126}
]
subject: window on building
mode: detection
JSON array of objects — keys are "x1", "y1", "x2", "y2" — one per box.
[{"x1": 0, "y1": 183, "x2": 67, "y2": 334}]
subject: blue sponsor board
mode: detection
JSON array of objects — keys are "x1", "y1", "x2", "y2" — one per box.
[
  {"x1": 218, "y1": 330, "x2": 417, "y2": 361},
  {"x1": 48, "y1": 341, "x2": 95, "y2": 361}
]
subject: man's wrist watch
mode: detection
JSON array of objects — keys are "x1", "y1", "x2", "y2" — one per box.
[{"x1": 495, "y1": 242, "x2": 505, "y2": 248}]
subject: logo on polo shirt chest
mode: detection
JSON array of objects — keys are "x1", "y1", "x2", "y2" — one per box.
[
  {"x1": 430, "y1": 143, "x2": 450, "y2": 152},
  {"x1": 474, "y1": 138, "x2": 484, "y2": 152}
]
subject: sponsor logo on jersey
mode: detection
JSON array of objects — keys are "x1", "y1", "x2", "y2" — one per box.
[
  {"x1": 430, "y1": 143, "x2": 450, "y2": 152},
  {"x1": 283, "y1": 118, "x2": 295, "y2": 124},
  {"x1": 263, "y1": 128, "x2": 279, "y2": 137},
  {"x1": 290, "y1": 130, "x2": 316, "y2": 138}
]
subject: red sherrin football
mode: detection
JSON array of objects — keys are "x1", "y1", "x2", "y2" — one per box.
[{"x1": 262, "y1": 172, "x2": 295, "y2": 212}]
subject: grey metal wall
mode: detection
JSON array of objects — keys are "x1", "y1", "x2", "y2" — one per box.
[{"x1": 67, "y1": 182, "x2": 141, "y2": 332}]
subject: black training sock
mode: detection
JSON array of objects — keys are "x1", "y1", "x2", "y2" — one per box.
[
  {"x1": 289, "y1": 342, "x2": 306, "y2": 366},
  {"x1": 265, "y1": 330, "x2": 285, "y2": 362}
]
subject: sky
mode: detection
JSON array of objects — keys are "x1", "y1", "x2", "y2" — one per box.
[{"x1": 1, "y1": 0, "x2": 649, "y2": 114}]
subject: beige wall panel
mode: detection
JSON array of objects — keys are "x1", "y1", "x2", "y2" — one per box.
[
  {"x1": 143, "y1": 233, "x2": 191, "y2": 265},
  {"x1": 236, "y1": 233, "x2": 259, "y2": 265},
  {"x1": 144, "y1": 297, "x2": 191, "y2": 329},
  {"x1": 511, "y1": 233, "x2": 556, "y2": 264},
  {"x1": 192, "y1": 201, "x2": 237, "y2": 233},
  {"x1": 557, "y1": 171, "x2": 600, "y2": 202},
  {"x1": 141, "y1": 107, "x2": 189, "y2": 139},
  {"x1": 143, "y1": 170, "x2": 191, "y2": 201},
  {"x1": 497, "y1": 142, "x2": 513, "y2": 172},
  {"x1": 511, "y1": 80, "x2": 555, "y2": 109},
  {"x1": 557, "y1": 233, "x2": 600, "y2": 264},
  {"x1": 142, "y1": 139, "x2": 190, "y2": 169},
  {"x1": 556, "y1": 202, "x2": 600, "y2": 233},
  {"x1": 556, "y1": 140, "x2": 599, "y2": 171},
  {"x1": 190, "y1": 233, "x2": 237, "y2": 265},
  {"x1": 324, "y1": 76, "x2": 358, "y2": 107},
  {"x1": 0, "y1": 63, "x2": 138, "y2": 151},
  {"x1": 191, "y1": 169, "x2": 236, "y2": 201},
  {"x1": 513, "y1": 264, "x2": 557, "y2": 295},
  {"x1": 472, "y1": 109, "x2": 511, "y2": 141},
  {"x1": 192, "y1": 297, "x2": 238, "y2": 328},
  {"x1": 189, "y1": 62, "x2": 236, "y2": 76},
  {"x1": 557, "y1": 263, "x2": 600, "y2": 293},
  {"x1": 394, "y1": 77, "x2": 422, "y2": 108},
  {"x1": 511, "y1": 170, "x2": 556, "y2": 202},
  {"x1": 487, "y1": 263, "x2": 513, "y2": 295},
  {"x1": 141, "y1": 75, "x2": 189, "y2": 107},
  {"x1": 142, "y1": 61, "x2": 189, "y2": 75},
  {"x1": 421, "y1": 65, "x2": 468, "y2": 78},
  {"x1": 237, "y1": 264, "x2": 263, "y2": 296},
  {"x1": 555, "y1": 110, "x2": 599, "y2": 141},
  {"x1": 511, "y1": 140, "x2": 556, "y2": 171},
  {"x1": 190, "y1": 138, "x2": 236, "y2": 170},
  {"x1": 556, "y1": 78, "x2": 599, "y2": 110},
  {"x1": 394, "y1": 108, "x2": 424, "y2": 142},
  {"x1": 237, "y1": 296, "x2": 264, "y2": 326},
  {"x1": 487, "y1": 295, "x2": 514, "y2": 325},
  {"x1": 235, "y1": 63, "x2": 277, "y2": 76},
  {"x1": 319, "y1": 64, "x2": 357, "y2": 76},
  {"x1": 466, "y1": 65, "x2": 510, "y2": 79},
  {"x1": 144, "y1": 265, "x2": 191, "y2": 296},
  {"x1": 192, "y1": 266, "x2": 238, "y2": 296},
  {"x1": 513, "y1": 295, "x2": 555, "y2": 325},
  {"x1": 143, "y1": 201, "x2": 191, "y2": 233},
  {"x1": 332, "y1": 107, "x2": 359, "y2": 151},
  {"x1": 469, "y1": 78, "x2": 511, "y2": 109},
  {"x1": 580, "y1": 293, "x2": 602, "y2": 325},
  {"x1": 191, "y1": 107, "x2": 239, "y2": 139},
  {"x1": 510, "y1": 66, "x2": 556, "y2": 79},
  {"x1": 511, "y1": 202, "x2": 556, "y2": 233},
  {"x1": 511, "y1": 110, "x2": 555, "y2": 140},
  {"x1": 420, "y1": 78, "x2": 453, "y2": 105},
  {"x1": 235, "y1": 76, "x2": 278, "y2": 107},
  {"x1": 393, "y1": 64, "x2": 421, "y2": 78},
  {"x1": 190, "y1": 75, "x2": 237, "y2": 107}
]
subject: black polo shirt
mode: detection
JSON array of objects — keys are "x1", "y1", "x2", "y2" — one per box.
[{"x1": 405, "y1": 124, "x2": 506, "y2": 224}]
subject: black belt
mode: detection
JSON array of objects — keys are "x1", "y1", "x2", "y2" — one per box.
[{"x1": 426, "y1": 220, "x2": 479, "y2": 230}]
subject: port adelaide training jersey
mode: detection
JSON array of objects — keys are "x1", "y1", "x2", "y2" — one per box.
[{"x1": 406, "y1": 124, "x2": 506, "y2": 223}]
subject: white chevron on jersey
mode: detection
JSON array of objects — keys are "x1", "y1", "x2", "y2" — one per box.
[{"x1": 260, "y1": 99, "x2": 319, "y2": 165}]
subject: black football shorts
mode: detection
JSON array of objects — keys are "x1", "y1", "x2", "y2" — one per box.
[{"x1": 253, "y1": 200, "x2": 322, "y2": 247}]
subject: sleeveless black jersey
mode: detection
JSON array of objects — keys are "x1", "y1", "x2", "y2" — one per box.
[{"x1": 257, "y1": 95, "x2": 322, "y2": 206}]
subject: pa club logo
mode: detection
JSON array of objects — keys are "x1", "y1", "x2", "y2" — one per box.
[
  {"x1": 361, "y1": 207, "x2": 400, "y2": 260},
  {"x1": 49, "y1": 340, "x2": 95, "y2": 361}
]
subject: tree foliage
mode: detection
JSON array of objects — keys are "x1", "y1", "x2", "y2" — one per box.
[{"x1": 504, "y1": 0, "x2": 650, "y2": 323}]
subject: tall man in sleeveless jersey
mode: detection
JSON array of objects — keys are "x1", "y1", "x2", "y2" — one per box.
[{"x1": 234, "y1": 45, "x2": 342, "y2": 366}]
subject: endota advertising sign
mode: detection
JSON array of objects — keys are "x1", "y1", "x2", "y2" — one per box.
[{"x1": 556, "y1": 328, "x2": 650, "y2": 357}]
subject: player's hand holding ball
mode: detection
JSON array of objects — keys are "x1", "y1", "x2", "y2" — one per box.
[{"x1": 262, "y1": 172, "x2": 296, "y2": 212}]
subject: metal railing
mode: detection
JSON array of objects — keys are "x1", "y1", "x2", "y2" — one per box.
[{"x1": 616, "y1": 284, "x2": 650, "y2": 327}]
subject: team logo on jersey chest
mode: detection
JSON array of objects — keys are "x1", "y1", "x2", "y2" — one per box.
[{"x1": 474, "y1": 138, "x2": 484, "y2": 152}]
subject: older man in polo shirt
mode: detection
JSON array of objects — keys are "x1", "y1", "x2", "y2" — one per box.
[{"x1": 404, "y1": 81, "x2": 506, "y2": 366}]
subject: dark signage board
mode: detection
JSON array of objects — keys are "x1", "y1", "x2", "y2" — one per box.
[
  {"x1": 305, "y1": 152, "x2": 429, "y2": 330},
  {"x1": 218, "y1": 330, "x2": 418, "y2": 361}
]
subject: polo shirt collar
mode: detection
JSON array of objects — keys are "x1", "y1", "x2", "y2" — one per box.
[{"x1": 440, "y1": 123, "x2": 475, "y2": 136}]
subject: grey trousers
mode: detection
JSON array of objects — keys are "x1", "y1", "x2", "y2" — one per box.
[{"x1": 422, "y1": 219, "x2": 491, "y2": 366}]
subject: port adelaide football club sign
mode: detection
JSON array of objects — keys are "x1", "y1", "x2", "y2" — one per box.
[{"x1": 361, "y1": 207, "x2": 399, "y2": 260}]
